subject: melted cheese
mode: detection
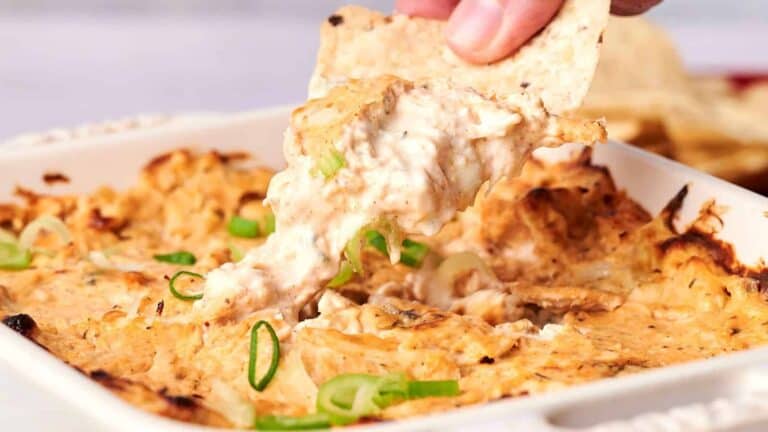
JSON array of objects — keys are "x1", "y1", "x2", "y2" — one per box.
[{"x1": 197, "y1": 85, "x2": 530, "y2": 320}]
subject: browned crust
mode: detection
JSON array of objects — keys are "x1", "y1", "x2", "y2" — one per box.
[
  {"x1": 1, "y1": 149, "x2": 766, "y2": 429},
  {"x1": 88, "y1": 369, "x2": 230, "y2": 427}
]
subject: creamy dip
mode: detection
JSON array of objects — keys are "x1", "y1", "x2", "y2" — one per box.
[{"x1": 196, "y1": 79, "x2": 562, "y2": 321}]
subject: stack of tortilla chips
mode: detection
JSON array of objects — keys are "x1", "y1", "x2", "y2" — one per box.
[{"x1": 578, "y1": 17, "x2": 768, "y2": 193}]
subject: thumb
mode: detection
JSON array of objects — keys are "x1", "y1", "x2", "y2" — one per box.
[{"x1": 445, "y1": 0, "x2": 564, "y2": 64}]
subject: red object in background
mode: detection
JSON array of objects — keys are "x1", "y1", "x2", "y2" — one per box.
[{"x1": 728, "y1": 73, "x2": 768, "y2": 90}]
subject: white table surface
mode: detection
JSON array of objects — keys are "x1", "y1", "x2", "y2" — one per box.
[{"x1": 1, "y1": 11, "x2": 767, "y2": 431}]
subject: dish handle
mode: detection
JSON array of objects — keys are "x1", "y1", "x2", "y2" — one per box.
[{"x1": 447, "y1": 365, "x2": 768, "y2": 431}]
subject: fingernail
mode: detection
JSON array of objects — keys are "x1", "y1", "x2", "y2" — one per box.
[{"x1": 446, "y1": 0, "x2": 504, "y2": 53}]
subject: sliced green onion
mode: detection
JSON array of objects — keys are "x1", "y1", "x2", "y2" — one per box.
[
  {"x1": 365, "y1": 230, "x2": 429, "y2": 268},
  {"x1": 344, "y1": 230, "x2": 364, "y2": 274},
  {"x1": 227, "y1": 216, "x2": 261, "y2": 238},
  {"x1": 327, "y1": 260, "x2": 355, "y2": 288},
  {"x1": 407, "y1": 380, "x2": 460, "y2": 398},
  {"x1": 327, "y1": 373, "x2": 407, "y2": 410},
  {"x1": 327, "y1": 229, "x2": 366, "y2": 287},
  {"x1": 248, "y1": 320, "x2": 280, "y2": 392},
  {"x1": 373, "y1": 219, "x2": 403, "y2": 262},
  {"x1": 228, "y1": 216, "x2": 260, "y2": 238},
  {"x1": 168, "y1": 270, "x2": 204, "y2": 301},
  {"x1": 365, "y1": 230, "x2": 388, "y2": 255},
  {"x1": 315, "y1": 149, "x2": 345, "y2": 179},
  {"x1": 0, "y1": 242, "x2": 32, "y2": 270},
  {"x1": 251, "y1": 373, "x2": 461, "y2": 428},
  {"x1": 19, "y1": 215, "x2": 71, "y2": 250},
  {"x1": 228, "y1": 242, "x2": 245, "y2": 262},
  {"x1": 228, "y1": 212, "x2": 275, "y2": 239},
  {"x1": 254, "y1": 413, "x2": 330, "y2": 431},
  {"x1": 400, "y1": 239, "x2": 430, "y2": 267},
  {"x1": 153, "y1": 251, "x2": 196, "y2": 265},
  {"x1": 263, "y1": 213, "x2": 276, "y2": 235},
  {"x1": 328, "y1": 385, "x2": 356, "y2": 410},
  {"x1": 316, "y1": 372, "x2": 459, "y2": 426},
  {"x1": 371, "y1": 372, "x2": 409, "y2": 408},
  {"x1": 316, "y1": 374, "x2": 381, "y2": 426},
  {"x1": 328, "y1": 224, "x2": 427, "y2": 291}
]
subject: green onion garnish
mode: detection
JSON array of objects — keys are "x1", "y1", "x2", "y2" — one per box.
[
  {"x1": 365, "y1": 230, "x2": 388, "y2": 255},
  {"x1": 19, "y1": 215, "x2": 71, "y2": 250},
  {"x1": 254, "y1": 413, "x2": 330, "y2": 430},
  {"x1": 227, "y1": 213, "x2": 275, "y2": 238},
  {"x1": 315, "y1": 372, "x2": 458, "y2": 426},
  {"x1": 248, "y1": 372, "x2": 459, "y2": 427},
  {"x1": 365, "y1": 230, "x2": 429, "y2": 268},
  {"x1": 228, "y1": 216, "x2": 260, "y2": 238},
  {"x1": 0, "y1": 242, "x2": 32, "y2": 270},
  {"x1": 153, "y1": 251, "x2": 196, "y2": 265},
  {"x1": 0, "y1": 216, "x2": 76, "y2": 272},
  {"x1": 317, "y1": 374, "x2": 382, "y2": 426},
  {"x1": 407, "y1": 379, "x2": 460, "y2": 398},
  {"x1": 400, "y1": 239, "x2": 430, "y2": 267},
  {"x1": 327, "y1": 230, "x2": 366, "y2": 287},
  {"x1": 371, "y1": 372, "x2": 409, "y2": 408},
  {"x1": 248, "y1": 320, "x2": 280, "y2": 392},
  {"x1": 168, "y1": 270, "x2": 204, "y2": 301},
  {"x1": 344, "y1": 230, "x2": 363, "y2": 274},
  {"x1": 328, "y1": 229, "x2": 430, "y2": 287},
  {"x1": 327, "y1": 260, "x2": 355, "y2": 288},
  {"x1": 316, "y1": 149, "x2": 346, "y2": 179}
]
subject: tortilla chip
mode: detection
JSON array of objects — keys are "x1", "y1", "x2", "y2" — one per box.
[
  {"x1": 310, "y1": 0, "x2": 610, "y2": 115},
  {"x1": 582, "y1": 17, "x2": 768, "y2": 150},
  {"x1": 675, "y1": 145, "x2": 768, "y2": 181},
  {"x1": 665, "y1": 86, "x2": 768, "y2": 148},
  {"x1": 577, "y1": 16, "x2": 768, "y2": 193},
  {"x1": 743, "y1": 83, "x2": 768, "y2": 113},
  {"x1": 579, "y1": 17, "x2": 691, "y2": 122},
  {"x1": 291, "y1": 75, "x2": 607, "y2": 161},
  {"x1": 604, "y1": 118, "x2": 643, "y2": 142},
  {"x1": 690, "y1": 76, "x2": 733, "y2": 98}
]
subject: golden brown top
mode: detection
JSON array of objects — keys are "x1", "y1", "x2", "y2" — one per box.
[{"x1": 1, "y1": 149, "x2": 766, "y2": 428}]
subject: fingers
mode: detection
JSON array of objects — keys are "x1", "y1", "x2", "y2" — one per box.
[
  {"x1": 445, "y1": 0, "x2": 565, "y2": 64},
  {"x1": 398, "y1": 0, "x2": 654, "y2": 64},
  {"x1": 610, "y1": 0, "x2": 662, "y2": 15},
  {"x1": 395, "y1": 0, "x2": 460, "y2": 20}
]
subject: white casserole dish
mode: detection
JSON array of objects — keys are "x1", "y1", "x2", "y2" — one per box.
[{"x1": 1, "y1": 107, "x2": 768, "y2": 432}]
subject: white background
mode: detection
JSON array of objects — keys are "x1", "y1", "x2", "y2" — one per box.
[{"x1": 0, "y1": 1, "x2": 766, "y2": 430}]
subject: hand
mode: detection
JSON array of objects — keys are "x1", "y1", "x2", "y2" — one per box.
[{"x1": 395, "y1": 0, "x2": 662, "y2": 64}]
